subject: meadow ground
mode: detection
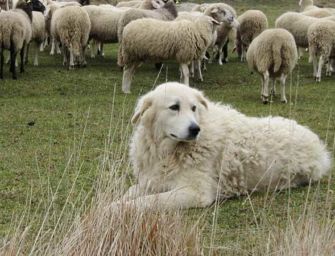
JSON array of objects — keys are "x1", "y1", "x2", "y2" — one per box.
[{"x1": 0, "y1": 0, "x2": 335, "y2": 254}]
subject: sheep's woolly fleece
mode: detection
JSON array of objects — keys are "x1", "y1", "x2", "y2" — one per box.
[{"x1": 115, "y1": 82, "x2": 332, "y2": 210}]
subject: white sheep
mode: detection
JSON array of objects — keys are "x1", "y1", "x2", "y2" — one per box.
[
  {"x1": 0, "y1": 0, "x2": 32, "y2": 79},
  {"x1": 116, "y1": 0, "x2": 142, "y2": 8},
  {"x1": 246, "y1": 28, "x2": 298, "y2": 104},
  {"x1": 117, "y1": 0, "x2": 177, "y2": 43},
  {"x1": 201, "y1": 3, "x2": 239, "y2": 65},
  {"x1": 176, "y1": 2, "x2": 199, "y2": 12},
  {"x1": 235, "y1": 10, "x2": 268, "y2": 62},
  {"x1": 118, "y1": 16, "x2": 220, "y2": 93},
  {"x1": 26, "y1": 11, "x2": 47, "y2": 66},
  {"x1": 50, "y1": 5, "x2": 91, "y2": 69},
  {"x1": 308, "y1": 20, "x2": 335, "y2": 82},
  {"x1": 45, "y1": 0, "x2": 82, "y2": 55},
  {"x1": 302, "y1": 8, "x2": 333, "y2": 18},
  {"x1": 275, "y1": 12, "x2": 335, "y2": 56},
  {"x1": 299, "y1": 0, "x2": 335, "y2": 13},
  {"x1": 83, "y1": 5, "x2": 129, "y2": 58}
]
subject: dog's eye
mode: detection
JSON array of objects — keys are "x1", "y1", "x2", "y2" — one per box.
[
  {"x1": 191, "y1": 105, "x2": 196, "y2": 112},
  {"x1": 169, "y1": 104, "x2": 180, "y2": 111}
]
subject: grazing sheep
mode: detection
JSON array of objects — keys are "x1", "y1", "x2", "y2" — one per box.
[
  {"x1": 202, "y1": 3, "x2": 239, "y2": 65},
  {"x1": 118, "y1": 16, "x2": 220, "y2": 93},
  {"x1": 0, "y1": 0, "x2": 32, "y2": 79},
  {"x1": 246, "y1": 28, "x2": 298, "y2": 104},
  {"x1": 117, "y1": 0, "x2": 177, "y2": 43},
  {"x1": 50, "y1": 5, "x2": 91, "y2": 69},
  {"x1": 25, "y1": 11, "x2": 47, "y2": 66},
  {"x1": 176, "y1": 2, "x2": 199, "y2": 12},
  {"x1": 308, "y1": 20, "x2": 335, "y2": 82},
  {"x1": 176, "y1": 11, "x2": 217, "y2": 82},
  {"x1": 116, "y1": 0, "x2": 141, "y2": 8},
  {"x1": 299, "y1": 0, "x2": 335, "y2": 13},
  {"x1": 45, "y1": 0, "x2": 82, "y2": 55},
  {"x1": 235, "y1": 10, "x2": 268, "y2": 62},
  {"x1": 302, "y1": 8, "x2": 333, "y2": 18},
  {"x1": 275, "y1": 12, "x2": 335, "y2": 51},
  {"x1": 83, "y1": 5, "x2": 129, "y2": 58}
]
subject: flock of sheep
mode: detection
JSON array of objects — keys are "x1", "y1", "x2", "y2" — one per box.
[{"x1": 0, "y1": 0, "x2": 334, "y2": 103}]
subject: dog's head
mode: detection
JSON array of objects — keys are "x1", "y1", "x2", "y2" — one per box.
[{"x1": 132, "y1": 82, "x2": 208, "y2": 142}]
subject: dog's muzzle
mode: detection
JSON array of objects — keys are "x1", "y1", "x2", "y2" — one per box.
[{"x1": 188, "y1": 123, "x2": 200, "y2": 139}]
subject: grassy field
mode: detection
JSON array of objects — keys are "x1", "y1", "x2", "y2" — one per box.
[{"x1": 1, "y1": 0, "x2": 335, "y2": 254}]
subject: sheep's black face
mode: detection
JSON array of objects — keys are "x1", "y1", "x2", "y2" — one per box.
[
  {"x1": 29, "y1": 0, "x2": 46, "y2": 13},
  {"x1": 16, "y1": 0, "x2": 33, "y2": 21}
]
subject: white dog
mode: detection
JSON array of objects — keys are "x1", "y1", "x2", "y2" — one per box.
[{"x1": 117, "y1": 82, "x2": 331, "y2": 210}]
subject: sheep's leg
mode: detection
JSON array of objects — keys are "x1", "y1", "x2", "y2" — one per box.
[
  {"x1": 10, "y1": 42, "x2": 17, "y2": 80},
  {"x1": 25, "y1": 42, "x2": 30, "y2": 64},
  {"x1": 316, "y1": 55, "x2": 324, "y2": 82},
  {"x1": 34, "y1": 43, "x2": 39, "y2": 66},
  {"x1": 190, "y1": 61, "x2": 194, "y2": 78},
  {"x1": 20, "y1": 43, "x2": 25, "y2": 73},
  {"x1": 261, "y1": 71, "x2": 270, "y2": 104},
  {"x1": 0, "y1": 46, "x2": 3, "y2": 79},
  {"x1": 122, "y1": 63, "x2": 138, "y2": 94},
  {"x1": 312, "y1": 55, "x2": 318, "y2": 78},
  {"x1": 50, "y1": 38, "x2": 55, "y2": 55},
  {"x1": 280, "y1": 74, "x2": 287, "y2": 103},
  {"x1": 223, "y1": 39, "x2": 229, "y2": 63},
  {"x1": 56, "y1": 42, "x2": 61, "y2": 55},
  {"x1": 90, "y1": 40, "x2": 96, "y2": 58},
  {"x1": 326, "y1": 60, "x2": 332, "y2": 77},
  {"x1": 39, "y1": 42, "x2": 44, "y2": 52},
  {"x1": 298, "y1": 47, "x2": 304, "y2": 59},
  {"x1": 196, "y1": 60, "x2": 203, "y2": 81},
  {"x1": 69, "y1": 49, "x2": 75, "y2": 69},
  {"x1": 81, "y1": 46, "x2": 87, "y2": 67},
  {"x1": 271, "y1": 79, "x2": 276, "y2": 97},
  {"x1": 99, "y1": 43, "x2": 105, "y2": 57},
  {"x1": 218, "y1": 44, "x2": 224, "y2": 65},
  {"x1": 180, "y1": 63, "x2": 189, "y2": 86}
]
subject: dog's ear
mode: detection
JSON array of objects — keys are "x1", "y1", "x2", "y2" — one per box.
[
  {"x1": 196, "y1": 91, "x2": 208, "y2": 109},
  {"x1": 131, "y1": 95, "x2": 153, "y2": 125}
]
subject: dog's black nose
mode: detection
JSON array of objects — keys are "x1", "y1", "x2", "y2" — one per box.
[{"x1": 188, "y1": 123, "x2": 200, "y2": 138}]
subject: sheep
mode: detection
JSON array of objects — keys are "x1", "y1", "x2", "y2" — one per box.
[
  {"x1": 299, "y1": 0, "x2": 335, "y2": 13},
  {"x1": 44, "y1": 0, "x2": 82, "y2": 55},
  {"x1": 176, "y1": 2, "x2": 199, "y2": 12},
  {"x1": 83, "y1": 5, "x2": 130, "y2": 58},
  {"x1": 176, "y1": 11, "x2": 217, "y2": 82},
  {"x1": 302, "y1": 8, "x2": 333, "y2": 18},
  {"x1": 117, "y1": 0, "x2": 177, "y2": 43},
  {"x1": 50, "y1": 5, "x2": 91, "y2": 69},
  {"x1": 246, "y1": 28, "x2": 298, "y2": 104},
  {"x1": 201, "y1": 3, "x2": 239, "y2": 65},
  {"x1": 308, "y1": 20, "x2": 335, "y2": 82},
  {"x1": 0, "y1": 0, "x2": 32, "y2": 79},
  {"x1": 275, "y1": 12, "x2": 335, "y2": 55},
  {"x1": 25, "y1": 11, "x2": 46, "y2": 66},
  {"x1": 235, "y1": 10, "x2": 268, "y2": 62},
  {"x1": 118, "y1": 15, "x2": 220, "y2": 93},
  {"x1": 116, "y1": 0, "x2": 141, "y2": 8}
]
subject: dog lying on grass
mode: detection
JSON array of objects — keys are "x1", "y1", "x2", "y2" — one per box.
[{"x1": 116, "y1": 82, "x2": 331, "y2": 210}]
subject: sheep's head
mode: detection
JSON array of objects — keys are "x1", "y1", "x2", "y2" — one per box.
[
  {"x1": 15, "y1": 0, "x2": 33, "y2": 21},
  {"x1": 29, "y1": 0, "x2": 46, "y2": 13}
]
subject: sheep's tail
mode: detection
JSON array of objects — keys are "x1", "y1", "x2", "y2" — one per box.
[{"x1": 272, "y1": 41, "x2": 282, "y2": 73}]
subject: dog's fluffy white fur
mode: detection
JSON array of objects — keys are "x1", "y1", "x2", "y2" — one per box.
[{"x1": 119, "y1": 82, "x2": 331, "y2": 210}]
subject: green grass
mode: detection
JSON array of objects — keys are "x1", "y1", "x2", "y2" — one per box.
[{"x1": 0, "y1": 0, "x2": 334, "y2": 251}]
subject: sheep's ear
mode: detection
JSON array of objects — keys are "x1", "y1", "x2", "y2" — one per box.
[
  {"x1": 131, "y1": 95, "x2": 153, "y2": 125},
  {"x1": 196, "y1": 91, "x2": 208, "y2": 109},
  {"x1": 210, "y1": 17, "x2": 220, "y2": 26},
  {"x1": 211, "y1": 7, "x2": 218, "y2": 14}
]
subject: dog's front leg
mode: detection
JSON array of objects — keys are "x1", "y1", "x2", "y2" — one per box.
[
  {"x1": 121, "y1": 184, "x2": 149, "y2": 201},
  {"x1": 112, "y1": 187, "x2": 215, "y2": 211}
]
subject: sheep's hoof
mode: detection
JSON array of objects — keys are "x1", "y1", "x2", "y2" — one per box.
[
  {"x1": 68, "y1": 65, "x2": 75, "y2": 70},
  {"x1": 122, "y1": 90, "x2": 131, "y2": 94},
  {"x1": 281, "y1": 99, "x2": 288, "y2": 104},
  {"x1": 315, "y1": 77, "x2": 321, "y2": 82},
  {"x1": 261, "y1": 95, "x2": 269, "y2": 104}
]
